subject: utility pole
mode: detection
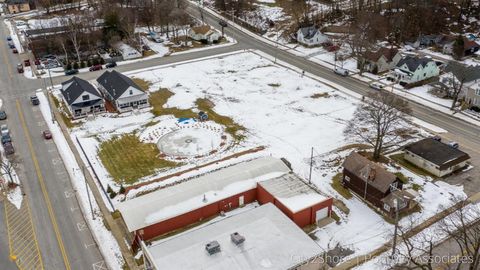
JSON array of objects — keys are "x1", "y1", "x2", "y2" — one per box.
[
  {"x1": 308, "y1": 147, "x2": 314, "y2": 184},
  {"x1": 47, "y1": 67, "x2": 54, "y2": 89},
  {"x1": 83, "y1": 165, "x2": 95, "y2": 220},
  {"x1": 363, "y1": 178, "x2": 369, "y2": 200},
  {"x1": 391, "y1": 198, "x2": 399, "y2": 259}
]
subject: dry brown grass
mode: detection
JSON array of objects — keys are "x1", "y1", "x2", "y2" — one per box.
[{"x1": 131, "y1": 77, "x2": 152, "y2": 91}]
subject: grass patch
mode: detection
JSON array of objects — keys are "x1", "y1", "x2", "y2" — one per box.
[
  {"x1": 394, "y1": 172, "x2": 409, "y2": 184},
  {"x1": 390, "y1": 153, "x2": 436, "y2": 178},
  {"x1": 112, "y1": 210, "x2": 122, "y2": 219},
  {"x1": 268, "y1": 83, "x2": 281, "y2": 87},
  {"x1": 149, "y1": 89, "x2": 197, "y2": 118},
  {"x1": 98, "y1": 134, "x2": 177, "y2": 184},
  {"x1": 331, "y1": 173, "x2": 352, "y2": 199},
  {"x1": 144, "y1": 120, "x2": 159, "y2": 127},
  {"x1": 131, "y1": 77, "x2": 152, "y2": 91},
  {"x1": 311, "y1": 92, "x2": 330, "y2": 99},
  {"x1": 196, "y1": 98, "x2": 246, "y2": 140},
  {"x1": 412, "y1": 183, "x2": 423, "y2": 191},
  {"x1": 51, "y1": 94, "x2": 77, "y2": 128},
  {"x1": 331, "y1": 210, "x2": 340, "y2": 222},
  {"x1": 142, "y1": 50, "x2": 157, "y2": 57}
]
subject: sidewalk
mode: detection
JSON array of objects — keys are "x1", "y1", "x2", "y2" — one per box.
[{"x1": 48, "y1": 94, "x2": 140, "y2": 270}]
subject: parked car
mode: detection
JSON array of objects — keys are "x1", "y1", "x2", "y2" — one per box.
[
  {"x1": 369, "y1": 82, "x2": 384, "y2": 91},
  {"x1": 6, "y1": 36, "x2": 12, "y2": 41},
  {"x1": 219, "y1": 20, "x2": 228, "y2": 27},
  {"x1": 12, "y1": 48, "x2": 18, "y2": 54},
  {"x1": 34, "y1": 59, "x2": 40, "y2": 65},
  {"x1": 17, "y1": 63, "x2": 24, "y2": 73},
  {"x1": 42, "y1": 130, "x2": 52, "y2": 140},
  {"x1": 105, "y1": 62, "x2": 117, "y2": 68},
  {"x1": 89, "y1": 64, "x2": 103, "y2": 71},
  {"x1": 8, "y1": 42, "x2": 15, "y2": 49},
  {"x1": 0, "y1": 111, "x2": 7, "y2": 120},
  {"x1": 24, "y1": 59, "x2": 30, "y2": 66},
  {"x1": 0, "y1": 124, "x2": 8, "y2": 136},
  {"x1": 1, "y1": 134, "x2": 11, "y2": 144},
  {"x1": 334, "y1": 67, "x2": 349, "y2": 76},
  {"x1": 43, "y1": 54, "x2": 56, "y2": 59},
  {"x1": 3, "y1": 142, "x2": 14, "y2": 155},
  {"x1": 447, "y1": 141, "x2": 459, "y2": 149},
  {"x1": 431, "y1": 135, "x2": 442, "y2": 142},
  {"x1": 65, "y1": 69, "x2": 79, "y2": 75},
  {"x1": 30, "y1": 95, "x2": 39, "y2": 105}
]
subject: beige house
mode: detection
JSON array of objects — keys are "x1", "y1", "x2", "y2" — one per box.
[
  {"x1": 188, "y1": 25, "x2": 221, "y2": 43},
  {"x1": 363, "y1": 47, "x2": 401, "y2": 74},
  {"x1": 404, "y1": 138, "x2": 470, "y2": 177},
  {"x1": 6, "y1": 0, "x2": 31, "y2": 14}
]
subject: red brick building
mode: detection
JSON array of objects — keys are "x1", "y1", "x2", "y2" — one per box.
[{"x1": 117, "y1": 157, "x2": 332, "y2": 247}]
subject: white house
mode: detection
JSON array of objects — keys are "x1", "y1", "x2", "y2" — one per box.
[
  {"x1": 113, "y1": 42, "x2": 142, "y2": 60},
  {"x1": 363, "y1": 47, "x2": 402, "y2": 74},
  {"x1": 404, "y1": 138, "x2": 470, "y2": 177},
  {"x1": 442, "y1": 64, "x2": 480, "y2": 108},
  {"x1": 392, "y1": 56, "x2": 440, "y2": 85},
  {"x1": 188, "y1": 25, "x2": 221, "y2": 43},
  {"x1": 96, "y1": 70, "x2": 149, "y2": 113},
  {"x1": 296, "y1": 26, "x2": 329, "y2": 47},
  {"x1": 60, "y1": 77, "x2": 105, "y2": 119}
]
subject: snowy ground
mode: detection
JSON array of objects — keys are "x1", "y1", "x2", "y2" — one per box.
[
  {"x1": 36, "y1": 91, "x2": 124, "y2": 270},
  {"x1": 64, "y1": 50, "x2": 466, "y2": 260}
]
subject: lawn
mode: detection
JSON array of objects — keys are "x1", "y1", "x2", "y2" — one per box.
[
  {"x1": 98, "y1": 134, "x2": 177, "y2": 184},
  {"x1": 51, "y1": 94, "x2": 77, "y2": 128},
  {"x1": 390, "y1": 153, "x2": 436, "y2": 178},
  {"x1": 149, "y1": 89, "x2": 246, "y2": 140},
  {"x1": 131, "y1": 77, "x2": 152, "y2": 91},
  {"x1": 331, "y1": 173, "x2": 352, "y2": 199}
]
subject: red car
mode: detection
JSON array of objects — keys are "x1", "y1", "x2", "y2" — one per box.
[
  {"x1": 34, "y1": 59, "x2": 40, "y2": 65},
  {"x1": 17, "y1": 63, "x2": 24, "y2": 73},
  {"x1": 43, "y1": 130, "x2": 52, "y2": 140},
  {"x1": 24, "y1": 59, "x2": 30, "y2": 66},
  {"x1": 89, "y1": 64, "x2": 103, "y2": 71},
  {"x1": 12, "y1": 48, "x2": 18, "y2": 54}
]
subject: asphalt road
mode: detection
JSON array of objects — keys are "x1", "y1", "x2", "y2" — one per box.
[
  {"x1": 0, "y1": 20, "x2": 103, "y2": 270},
  {"x1": 0, "y1": 200, "x2": 17, "y2": 269}
]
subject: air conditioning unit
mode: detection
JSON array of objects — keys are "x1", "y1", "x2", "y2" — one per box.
[
  {"x1": 230, "y1": 232, "x2": 245, "y2": 245},
  {"x1": 205, "y1": 241, "x2": 221, "y2": 255}
]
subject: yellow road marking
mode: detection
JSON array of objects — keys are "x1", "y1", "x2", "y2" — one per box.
[
  {"x1": 16, "y1": 100, "x2": 71, "y2": 270},
  {"x1": 4, "y1": 200, "x2": 13, "y2": 259}
]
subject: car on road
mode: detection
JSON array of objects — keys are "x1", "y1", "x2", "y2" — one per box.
[
  {"x1": 334, "y1": 67, "x2": 349, "y2": 76},
  {"x1": 431, "y1": 135, "x2": 442, "y2": 142},
  {"x1": 1, "y1": 124, "x2": 9, "y2": 136},
  {"x1": 12, "y1": 48, "x2": 18, "y2": 54},
  {"x1": 369, "y1": 82, "x2": 384, "y2": 91},
  {"x1": 8, "y1": 42, "x2": 15, "y2": 49},
  {"x1": 42, "y1": 130, "x2": 52, "y2": 140},
  {"x1": 3, "y1": 142, "x2": 14, "y2": 155},
  {"x1": 448, "y1": 141, "x2": 459, "y2": 149},
  {"x1": 17, "y1": 63, "x2": 24, "y2": 73},
  {"x1": 105, "y1": 62, "x2": 117, "y2": 68},
  {"x1": 30, "y1": 95, "x2": 40, "y2": 105},
  {"x1": 1, "y1": 133, "x2": 12, "y2": 144},
  {"x1": 65, "y1": 69, "x2": 79, "y2": 75},
  {"x1": 34, "y1": 59, "x2": 40, "y2": 66},
  {"x1": 24, "y1": 59, "x2": 30, "y2": 66},
  {"x1": 89, "y1": 64, "x2": 102, "y2": 71},
  {"x1": 0, "y1": 111, "x2": 7, "y2": 120},
  {"x1": 6, "y1": 36, "x2": 12, "y2": 41},
  {"x1": 219, "y1": 20, "x2": 228, "y2": 27}
]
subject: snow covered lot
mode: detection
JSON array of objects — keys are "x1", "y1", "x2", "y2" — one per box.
[{"x1": 66, "y1": 50, "x2": 466, "y2": 260}]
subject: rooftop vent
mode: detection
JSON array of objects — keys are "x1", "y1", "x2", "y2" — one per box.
[
  {"x1": 230, "y1": 232, "x2": 245, "y2": 245},
  {"x1": 205, "y1": 241, "x2": 221, "y2": 255}
]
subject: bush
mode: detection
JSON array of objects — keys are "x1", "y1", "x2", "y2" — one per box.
[
  {"x1": 109, "y1": 191, "x2": 117, "y2": 199},
  {"x1": 80, "y1": 61, "x2": 86, "y2": 68},
  {"x1": 92, "y1": 58, "x2": 99, "y2": 65},
  {"x1": 65, "y1": 63, "x2": 72, "y2": 70},
  {"x1": 471, "y1": 106, "x2": 480, "y2": 112},
  {"x1": 119, "y1": 184, "x2": 126, "y2": 194},
  {"x1": 100, "y1": 57, "x2": 105, "y2": 64},
  {"x1": 72, "y1": 62, "x2": 79, "y2": 69},
  {"x1": 87, "y1": 60, "x2": 93, "y2": 67},
  {"x1": 106, "y1": 184, "x2": 113, "y2": 194}
]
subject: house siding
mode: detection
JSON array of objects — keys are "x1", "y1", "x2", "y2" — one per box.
[
  {"x1": 403, "y1": 150, "x2": 467, "y2": 177},
  {"x1": 8, "y1": 3, "x2": 30, "y2": 14}
]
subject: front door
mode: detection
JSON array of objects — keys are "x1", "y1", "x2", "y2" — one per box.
[{"x1": 239, "y1": 195, "x2": 244, "y2": 206}]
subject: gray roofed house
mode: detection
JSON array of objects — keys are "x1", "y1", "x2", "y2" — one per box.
[
  {"x1": 60, "y1": 77, "x2": 105, "y2": 119},
  {"x1": 404, "y1": 138, "x2": 470, "y2": 177},
  {"x1": 392, "y1": 55, "x2": 440, "y2": 85},
  {"x1": 96, "y1": 70, "x2": 149, "y2": 113},
  {"x1": 296, "y1": 26, "x2": 329, "y2": 47}
]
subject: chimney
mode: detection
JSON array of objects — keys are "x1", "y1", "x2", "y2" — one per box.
[
  {"x1": 368, "y1": 168, "x2": 376, "y2": 181},
  {"x1": 205, "y1": 241, "x2": 221, "y2": 255},
  {"x1": 230, "y1": 232, "x2": 245, "y2": 245}
]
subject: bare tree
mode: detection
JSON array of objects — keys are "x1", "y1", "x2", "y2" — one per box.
[
  {"x1": 1, "y1": 159, "x2": 17, "y2": 186},
  {"x1": 444, "y1": 61, "x2": 473, "y2": 110},
  {"x1": 61, "y1": 16, "x2": 84, "y2": 62},
  {"x1": 344, "y1": 92, "x2": 411, "y2": 161},
  {"x1": 438, "y1": 201, "x2": 480, "y2": 270}
]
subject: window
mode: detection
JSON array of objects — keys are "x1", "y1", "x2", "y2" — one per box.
[
  {"x1": 344, "y1": 175, "x2": 350, "y2": 182},
  {"x1": 82, "y1": 94, "x2": 89, "y2": 101},
  {"x1": 129, "y1": 89, "x2": 133, "y2": 95},
  {"x1": 423, "y1": 73, "x2": 426, "y2": 77},
  {"x1": 475, "y1": 89, "x2": 480, "y2": 96},
  {"x1": 383, "y1": 204, "x2": 390, "y2": 212}
]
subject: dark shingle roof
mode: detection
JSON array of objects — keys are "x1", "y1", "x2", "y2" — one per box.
[
  {"x1": 342, "y1": 152, "x2": 398, "y2": 193},
  {"x1": 364, "y1": 47, "x2": 399, "y2": 62},
  {"x1": 404, "y1": 138, "x2": 470, "y2": 170},
  {"x1": 96, "y1": 70, "x2": 141, "y2": 100},
  {"x1": 444, "y1": 62, "x2": 480, "y2": 83},
  {"x1": 61, "y1": 77, "x2": 101, "y2": 105},
  {"x1": 396, "y1": 56, "x2": 434, "y2": 71},
  {"x1": 299, "y1": 26, "x2": 318, "y2": 39}
]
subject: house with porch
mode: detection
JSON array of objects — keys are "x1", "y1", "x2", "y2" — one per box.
[
  {"x1": 391, "y1": 56, "x2": 440, "y2": 85},
  {"x1": 342, "y1": 152, "x2": 405, "y2": 211},
  {"x1": 96, "y1": 70, "x2": 149, "y2": 113},
  {"x1": 296, "y1": 26, "x2": 329, "y2": 47},
  {"x1": 60, "y1": 77, "x2": 105, "y2": 119},
  {"x1": 362, "y1": 47, "x2": 401, "y2": 74},
  {"x1": 442, "y1": 63, "x2": 480, "y2": 108},
  {"x1": 188, "y1": 25, "x2": 221, "y2": 43}
]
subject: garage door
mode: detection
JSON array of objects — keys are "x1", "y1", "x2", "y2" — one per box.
[{"x1": 315, "y1": 208, "x2": 328, "y2": 222}]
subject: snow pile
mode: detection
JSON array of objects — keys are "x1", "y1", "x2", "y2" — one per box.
[
  {"x1": 7, "y1": 187, "x2": 23, "y2": 209},
  {"x1": 36, "y1": 91, "x2": 124, "y2": 270}
]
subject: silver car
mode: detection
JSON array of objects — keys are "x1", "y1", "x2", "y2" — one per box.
[{"x1": 1, "y1": 124, "x2": 9, "y2": 136}]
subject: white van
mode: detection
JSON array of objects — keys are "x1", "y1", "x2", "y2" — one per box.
[{"x1": 334, "y1": 67, "x2": 349, "y2": 76}]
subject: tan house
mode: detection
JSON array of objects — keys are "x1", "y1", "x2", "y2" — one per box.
[
  {"x1": 363, "y1": 47, "x2": 401, "y2": 74},
  {"x1": 188, "y1": 25, "x2": 221, "y2": 43},
  {"x1": 404, "y1": 138, "x2": 470, "y2": 177},
  {"x1": 6, "y1": 0, "x2": 31, "y2": 14}
]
